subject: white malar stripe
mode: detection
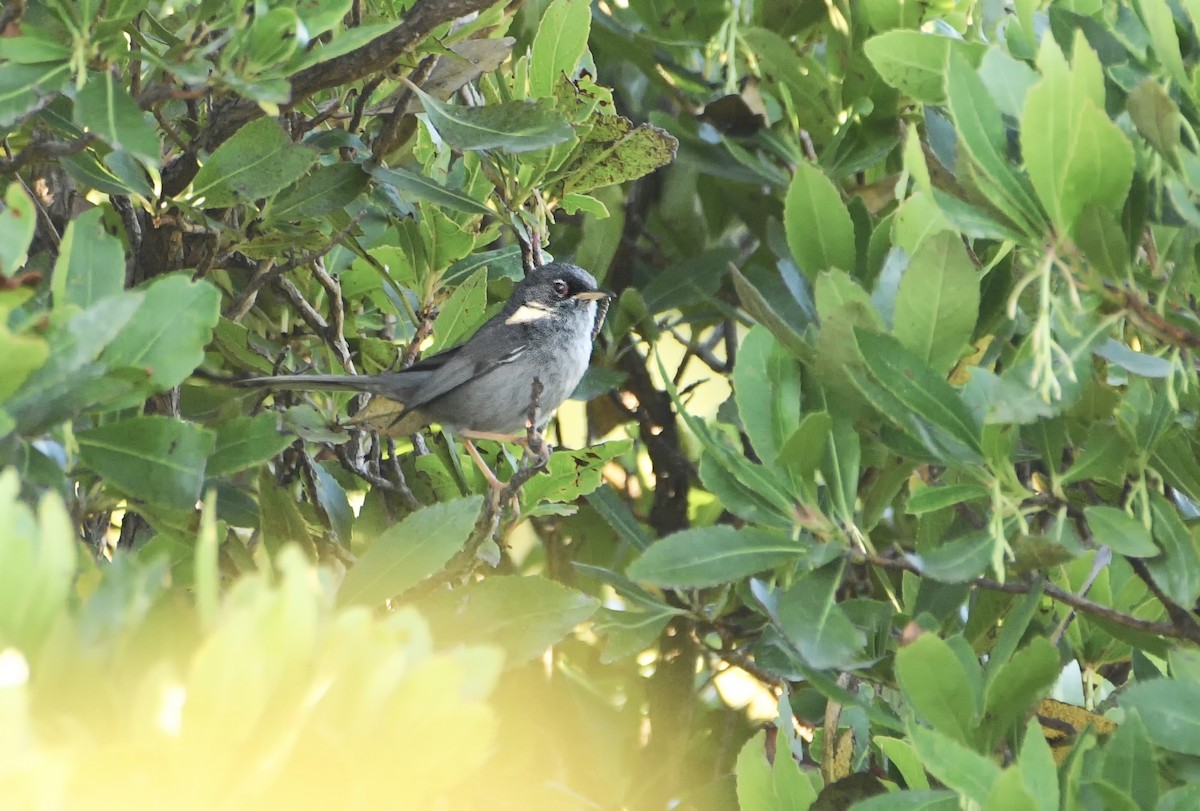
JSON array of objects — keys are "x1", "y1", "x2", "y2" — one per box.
[{"x1": 505, "y1": 303, "x2": 554, "y2": 324}]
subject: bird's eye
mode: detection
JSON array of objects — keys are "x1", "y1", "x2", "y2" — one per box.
[{"x1": 552, "y1": 279, "x2": 570, "y2": 298}]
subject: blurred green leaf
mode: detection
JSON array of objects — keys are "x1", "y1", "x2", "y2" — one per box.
[
  {"x1": 1146, "y1": 494, "x2": 1200, "y2": 607},
  {"x1": 418, "y1": 574, "x2": 598, "y2": 666},
  {"x1": 77, "y1": 416, "x2": 216, "y2": 509},
  {"x1": 338, "y1": 496, "x2": 483, "y2": 607},
  {"x1": 51, "y1": 207, "x2": 125, "y2": 310},
  {"x1": 982, "y1": 637, "x2": 1060, "y2": 744},
  {"x1": 734, "y1": 325, "x2": 801, "y2": 468},
  {"x1": 0, "y1": 325, "x2": 49, "y2": 405},
  {"x1": 736, "y1": 728, "x2": 819, "y2": 811},
  {"x1": 429, "y1": 268, "x2": 487, "y2": 352},
  {"x1": 0, "y1": 62, "x2": 69, "y2": 127},
  {"x1": 1102, "y1": 710, "x2": 1158, "y2": 811},
  {"x1": 0, "y1": 182, "x2": 37, "y2": 275},
  {"x1": 910, "y1": 725, "x2": 1000, "y2": 805},
  {"x1": 906, "y1": 484, "x2": 989, "y2": 515},
  {"x1": 191, "y1": 118, "x2": 318, "y2": 207},
  {"x1": 1127, "y1": 78, "x2": 1181, "y2": 168}
]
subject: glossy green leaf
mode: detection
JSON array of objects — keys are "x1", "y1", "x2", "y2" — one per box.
[
  {"x1": 982, "y1": 637, "x2": 1059, "y2": 743},
  {"x1": 776, "y1": 562, "x2": 867, "y2": 670},
  {"x1": 896, "y1": 633, "x2": 978, "y2": 743},
  {"x1": 734, "y1": 325, "x2": 801, "y2": 467},
  {"x1": 51, "y1": 207, "x2": 124, "y2": 310},
  {"x1": 628, "y1": 526, "x2": 808, "y2": 588},
  {"x1": 417, "y1": 574, "x2": 599, "y2": 666},
  {"x1": 429, "y1": 268, "x2": 487, "y2": 352},
  {"x1": 1121, "y1": 678, "x2": 1200, "y2": 756},
  {"x1": 910, "y1": 725, "x2": 1000, "y2": 805},
  {"x1": 530, "y1": 0, "x2": 591, "y2": 97},
  {"x1": 265, "y1": 162, "x2": 369, "y2": 223},
  {"x1": 906, "y1": 483, "x2": 989, "y2": 515},
  {"x1": 784, "y1": 162, "x2": 855, "y2": 277},
  {"x1": 207, "y1": 414, "x2": 294, "y2": 476},
  {"x1": 1146, "y1": 494, "x2": 1200, "y2": 606},
  {"x1": 914, "y1": 530, "x2": 994, "y2": 583},
  {"x1": 77, "y1": 416, "x2": 216, "y2": 509},
  {"x1": 854, "y1": 329, "x2": 983, "y2": 463},
  {"x1": 410, "y1": 83, "x2": 574, "y2": 152},
  {"x1": 864, "y1": 30, "x2": 987, "y2": 103},
  {"x1": 1084, "y1": 506, "x2": 1158, "y2": 557},
  {"x1": 1021, "y1": 32, "x2": 1134, "y2": 233},
  {"x1": 731, "y1": 265, "x2": 812, "y2": 360},
  {"x1": 0, "y1": 62, "x2": 69, "y2": 128},
  {"x1": 367, "y1": 162, "x2": 494, "y2": 216},
  {"x1": 74, "y1": 71, "x2": 160, "y2": 165},
  {"x1": 892, "y1": 233, "x2": 980, "y2": 375},
  {"x1": 102, "y1": 274, "x2": 221, "y2": 390},
  {"x1": 191, "y1": 118, "x2": 318, "y2": 207},
  {"x1": 776, "y1": 410, "x2": 830, "y2": 484},
  {"x1": 945, "y1": 52, "x2": 1043, "y2": 234},
  {"x1": 338, "y1": 496, "x2": 483, "y2": 607}
]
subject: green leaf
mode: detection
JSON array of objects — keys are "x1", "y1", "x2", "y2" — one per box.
[
  {"x1": 1127, "y1": 78, "x2": 1181, "y2": 168},
  {"x1": 982, "y1": 637, "x2": 1060, "y2": 744},
  {"x1": 853, "y1": 329, "x2": 983, "y2": 463},
  {"x1": 101, "y1": 274, "x2": 221, "y2": 390},
  {"x1": 429, "y1": 268, "x2": 487, "y2": 352},
  {"x1": 945, "y1": 51, "x2": 1043, "y2": 234},
  {"x1": 1102, "y1": 710, "x2": 1159, "y2": 811},
  {"x1": 892, "y1": 233, "x2": 980, "y2": 375},
  {"x1": 77, "y1": 416, "x2": 216, "y2": 509},
  {"x1": 264, "y1": 162, "x2": 369, "y2": 224},
  {"x1": 776, "y1": 562, "x2": 867, "y2": 670},
  {"x1": 875, "y1": 737, "x2": 930, "y2": 791},
  {"x1": 1021, "y1": 32, "x2": 1134, "y2": 233},
  {"x1": 1018, "y1": 715, "x2": 1059, "y2": 811},
  {"x1": 366, "y1": 162, "x2": 493, "y2": 216},
  {"x1": 191, "y1": 118, "x2": 318, "y2": 207},
  {"x1": 417, "y1": 575, "x2": 599, "y2": 666},
  {"x1": 730, "y1": 265, "x2": 812, "y2": 360},
  {"x1": 338, "y1": 496, "x2": 484, "y2": 607},
  {"x1": 1120, "y1": 678, "x2": 1200, "y2": 756},
  {"x1": 776, "y1": 410, "x2": 831, "y2": 485},
  {"x1": 864, "y1": 30, "x2": 987, "y2": 103},
  {"x1": 410, "y1": 83, "x2": 574, "y2": 152},
  {"x1": 0, "y1": 181, "x2": 37, "y2": 275},
  {"x1": 851, "y1": 791, "x2": 959, "y2": 811},
  {"x1": 910, "y1": 725, "x2": 1001, "y2": 805},
  {"x1": 530, "y1": 0, "x2": 591, "y2": 98},
  {"x1": 784, "y1": 162, "x2": 855, "y2": 277},
  {"x1": 257, "y1": 469, "x2": 315, "y2": 557},
  {"x1": 1084, "y1": 506, "x2": 1158, "y2": 557},
  {"x1": 0, "y1": 62, "x2": 69, "y2": 128},
  {"x1": 1146, "y1": 493, "x2": 1200, "y2": 607},
  {"x1": 986, "y1": 768, "x2": 1037, "y2": 811},
  {"x1": 914, "y1": 530, "x2": 994, "y2": 583},
  {"x1": 734, "y1": 325, "x2": 801, "y2": 467},
  {"x1": 1138, "y1": 0, "x2": 1189, "y2": 87},
  {"x1": 906, "y1": 484, "x2": 989, "y2": 515},
  {"x1": 0, "y1": 324, "x2": 49, "y2": 405},
  {"x1": 74, "y1": 71, "x2": 160, "y2": 165},
  {"x1": 1095, "y1": 339, "x2": 1174, "y2": 379},
  {"x1": 586, "y1": 487, "x2": 651, "y2": 551},
  {"x1": 628, "y1": 526, "x2": 809, "y2": 588},
  {"x1": 736, "y1": 728, "x2": 819, "y2": 811},
  {"x1": 896, "y1": 633, "x2": 978, "y2": 743},
  {"x1": 207, "y1": 414, "x2": 294, "y2": 476},
  {"x1": 559, "y1": 120, "x2": 678, "y2": 195},
  {"x1": 51, "y1": 207, "x2": 124, "y2": 310}
]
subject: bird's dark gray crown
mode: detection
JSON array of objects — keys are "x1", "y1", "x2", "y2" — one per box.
[{"x1": 507, "y1": 262, "x2": 601, "y2": 311}]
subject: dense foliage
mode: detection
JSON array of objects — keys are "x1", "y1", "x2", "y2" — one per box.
[{"x1": 4, "y1": 0, "x2": 1200, "y2": 808}]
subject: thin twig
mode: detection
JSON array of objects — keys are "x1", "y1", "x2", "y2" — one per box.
[{"x1": 857, "y1": 552, "x2": 1200, "y2": 644}]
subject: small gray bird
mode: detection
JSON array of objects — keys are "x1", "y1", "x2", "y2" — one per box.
[{"x1": 238, "y1": 262, "x2": 611, "y2": 485}]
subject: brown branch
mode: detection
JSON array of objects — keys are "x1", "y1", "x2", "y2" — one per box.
[
  {"x1": 857, "y1": 552, "x2": 1200, "y2": 645},
  {"x1": 372, "y1": 54, "x2": 439, "y2": 160},
  {"x1": 0, "y1": 134, "x2": 96, "y2": 175}
]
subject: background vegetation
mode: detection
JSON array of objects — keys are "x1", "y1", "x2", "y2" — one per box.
[{"x1": 3, "y1": 0, "x2": 1200, "y2": 808}]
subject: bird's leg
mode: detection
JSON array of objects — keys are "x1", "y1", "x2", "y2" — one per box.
[{"x1": 462, "y1": 438, "x2": 506, "y2": 496}]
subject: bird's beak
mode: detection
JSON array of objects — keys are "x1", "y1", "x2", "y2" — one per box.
[{"x1": 574, "y1": 290, "x2": 613, "y2": 301}]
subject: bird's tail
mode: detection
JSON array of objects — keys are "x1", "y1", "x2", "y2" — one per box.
[{"x1": 235, "y1": 374, "x2": 400, "y2": 398}]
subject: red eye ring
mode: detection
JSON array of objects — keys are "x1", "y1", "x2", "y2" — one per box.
[{"x1": 552, "y1": 279, "x2": 569, "y2": 297}]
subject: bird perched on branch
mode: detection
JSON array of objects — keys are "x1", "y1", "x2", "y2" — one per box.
[{"x1": 237, "y1": 261, "x2": 612, "y2": 490}]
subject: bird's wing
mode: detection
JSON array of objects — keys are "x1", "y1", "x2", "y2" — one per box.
[{"x1": 408, "y1": 341, "x2": 526, "y2": 409}]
